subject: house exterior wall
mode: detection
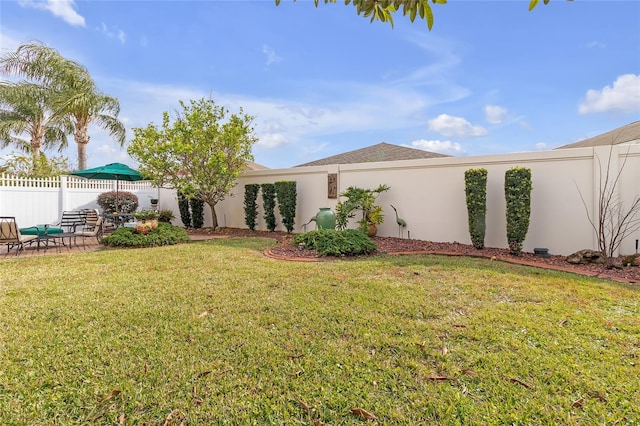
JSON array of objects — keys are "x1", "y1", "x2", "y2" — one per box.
[{"x1": 3, "y1": 145, "x2": 639, "y2": 256}]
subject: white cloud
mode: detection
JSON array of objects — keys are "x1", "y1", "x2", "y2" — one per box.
[
  {"x1": 586, "y1": 41, "x2": 606, "y2": 49},
  {"x1": 95, "y1": 144, "x2": 117, "y2": 155},
  {"x1": 98, "y1": 23, "x2": 127, "y2": 44},
  {"x1": 484, "y1": 104, "x2": 508, "y2": 125},
  {"x1": 535, "y1": 142, "x2": 547, "y2": 150},
  {"x1": 519, "y1": 120, "x2": 533, "y2": 131},
  {"x1": 262, "y1": 45, "x2": 282, "y2": 67},
  {"x1": 18, "y1": 0, "x2": 85, "y2": 27},
  {"x1": 578, "y1": 74, "x2": 640, "y2": 115},
  {"x1": 257, "y1": 133, "x2": 289, "y2": 149},
  {"x1": 406, "y1": 139, "x2": 466, "y2": 155},
  {"x1": 427, "y1": 114, "x2": 487, "y2": 138}
]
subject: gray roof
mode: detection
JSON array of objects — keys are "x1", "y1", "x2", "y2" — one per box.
[
  {"x1": 556, "y1": 121, "x2": 640, "y2": 149},
  {"x1": 244, "y1": 161, "x2": 269, "y2": 171},
  {"x1": 295, "y1": 142, "x2": 449, "y2": 167}
]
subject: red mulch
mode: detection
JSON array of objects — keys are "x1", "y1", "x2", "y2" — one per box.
[{"x1": 186, "y1": 228, "x2": 640, "y2": 285}]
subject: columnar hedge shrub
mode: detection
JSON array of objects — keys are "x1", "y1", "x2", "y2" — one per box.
[
  {"x1": 178, "y1": 192, "x2": 191, "y2": 227},
  {"x1": 275, "y1": 180, "x2": 297, "y2": 233},
  {"x1": 464, "y1": 168, "x2": 488, "y2": 249},
  {"x1": 261, "y1": 183, "x2": 277, "y2": 232},
  {"x1": 244, "y1": 184, "x2": 260, "y2": 231},
  {"x1": 505, "y1": 166, "x2": 532, "y2": 255},
  {"x1": 190, "y1": 198, "x2": 204, "y2": 229},
  {"x1": 97, "y1": 191, "x2": 139, "y2": 214}
]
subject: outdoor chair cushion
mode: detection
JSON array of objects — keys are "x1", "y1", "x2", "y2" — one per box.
[{"x1": 19, "y1": 226, "x2": 64, "y2": 236}]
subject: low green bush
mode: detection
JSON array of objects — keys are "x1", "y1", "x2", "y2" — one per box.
[
  {"x1": 293, "y1": 229, "x2": 376, "y2": 257},
  {"x1": 97, "y1": 191, "x2": 138, "y2": 213},
  {"x1": 100, "y1": 223, "x2": 189, "y2": 248},
  {"x1": 158, "y1": 209, "x2": 175, "y2": 223}
]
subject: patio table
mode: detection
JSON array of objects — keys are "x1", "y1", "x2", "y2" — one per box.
[{"x1": 102, "y1": 213, "x2": 135, "y2": 228}]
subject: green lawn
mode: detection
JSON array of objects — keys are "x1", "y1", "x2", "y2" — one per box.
[{"x1": 1, "y1": 238, "x2": 638, "y2": 425}]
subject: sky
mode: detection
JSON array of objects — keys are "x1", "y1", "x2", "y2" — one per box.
[{"x1": 0, "y1": 0, "x2": 639, "y2": 170}]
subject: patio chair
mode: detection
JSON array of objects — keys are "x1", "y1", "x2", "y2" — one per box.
[
  {"x1": 0, "y1": 217, "x2": 38, "y2": 255},
  {"x1": 74, "y1": 216, "x2": 104, "y2": 247},
  {"x1": 82, "y1": 209, "x2": 100, "y2": 228},
  {"x1": 56, "y1": 210, "x2": 87, "y2": 233}
]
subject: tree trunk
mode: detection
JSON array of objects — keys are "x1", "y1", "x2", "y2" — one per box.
[
  {"x1": 206, "y1": 201, "x2": 218, "y2": 229},
  {"x1": 74, "y1": 122, "x2": 90, "y2": 170},
  {"x1": 77, "y1": 142, "x2": 88, "y2": 170}
]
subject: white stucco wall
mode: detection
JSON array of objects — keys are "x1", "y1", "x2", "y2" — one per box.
[{"x1": 158, "y1": 145, "x2": 640, "y2": 256}]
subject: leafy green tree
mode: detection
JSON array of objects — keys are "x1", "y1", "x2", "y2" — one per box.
[
  {"x1": 129, "y1": 97, "x2": 258, "y2": 229},
  {"x1": 0, "y1": 151, "x2": 71, "y2": 178},
  {"x1": 0, "y1": 81, "x2": 72, "y2": 170},
  {"x1": 276, "y1": 0, "x2": 571, "y2": 30},
  {"x1": 0, "y1": 42, "x2": 126, "y2": 170}
]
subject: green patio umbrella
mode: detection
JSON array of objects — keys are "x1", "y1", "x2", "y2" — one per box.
[{"x1": 68, "y1": 162, "x2": 147, "y2": 211}]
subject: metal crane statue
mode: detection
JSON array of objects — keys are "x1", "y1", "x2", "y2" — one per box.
[
  {"x1": 390, "y1": 204, "x2": 407, "y2": 238},
  {"x1": 302, "y1": 217, "x2": 316, "y2": 232}
]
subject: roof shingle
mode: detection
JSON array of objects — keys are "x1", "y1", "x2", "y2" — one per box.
[
  {"x1": 295, "y1": 142, "x2": 449, "y2": 167},
  {"x1": 556, "y1": 121, "x2": 640, "y2": 149}
]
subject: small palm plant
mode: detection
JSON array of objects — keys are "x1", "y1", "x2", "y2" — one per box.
[{"x1": 335, "y1": 184, "x2": 390, "y2": 235}]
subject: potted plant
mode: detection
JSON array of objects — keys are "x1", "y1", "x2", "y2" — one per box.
[
  {"x1": 133, "y1": 209, "x2": 159, "y2": 233},
  {"x1": 335, "y1": 184, "x2": 390, "y2": 236}
]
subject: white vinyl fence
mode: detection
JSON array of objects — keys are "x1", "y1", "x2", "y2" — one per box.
[
  {"x1": 2, "y1": 145, "x2": 639, "y2": 256},
  {"x1": 0, "y1": 175, "x2": 158, "y2": 227}
]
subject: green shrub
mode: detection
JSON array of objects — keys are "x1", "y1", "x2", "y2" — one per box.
[
  {"x1": 100, "y1": 222, "x2": 189, "y2": 248},
  {"x1": 261, "y1": 183, "x2": 277, "y2": 232},
  {"x1": 178, "y1": 192, "x2": 191, "y2": 227},
  {"x1": 133, "y1": 209, "x2": 159, "y2": 220},
  {"x1": 244, "y1": 184, "x2": 260, "y2": 231},
  {"x1": 275, "y1": 180, "x2": 297, "y2": 233},
  {"x1": 96, "y1": 191, "x2": 138, "y2": 214},
  {"x1": 190, "y1": 198, "x2": 204, "y2": 229},
  {"x1": 158, "y1": 209, "x2": 175, "y2": 223},
  {"x1": 464, "y1": 168, "x2": 488, "y2": 249},
  {"x1": 293, "y1": 229, "x2": 376, "y2": 257},
  {"x1": 505, "y1": 166, "x2": 532, "y2": 255}
]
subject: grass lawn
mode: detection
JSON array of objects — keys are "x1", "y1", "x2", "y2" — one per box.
[{"x1": 1, "y1": 237, "x2": 638, "y2": 424}]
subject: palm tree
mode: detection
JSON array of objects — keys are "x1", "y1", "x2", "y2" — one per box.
[
  {"x1": 0, "y1": 42, "x2": 126, "y2": 170},
  {"x1": 63, "y1": 82, "x2": 126, "y2": 170},
  {"x1": 0, "y1": 81, "x2": 71, "y2": 169}
]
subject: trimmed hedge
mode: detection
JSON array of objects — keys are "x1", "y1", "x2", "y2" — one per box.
[
  {"x1": 464, "y1": 168, "x2": 488, "y2": 249},
  {"x1": 178, "y1": 192, "x2": 191, "y2": 227},
  {"x1": 505, "y1": 166, "x2": 532, "y2": 255},
  {"x1": 275, "y1": 180, "x2": 297, "y2": 233},
  {"x1": 190, "y1": 198, "x2": 204, "y2": 229},
  {"x1": 261, "y1": 183, "x2": 277, "y2": 232},
  {"x1": 244, "y1": 184, "x2": 260, "y2": 231},
  {"x1": 97, "y1": 191, "x2": 138, "y2": 214}
]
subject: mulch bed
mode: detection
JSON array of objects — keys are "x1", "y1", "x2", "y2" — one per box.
[{"x1": 186, "y1": 228, "x2": 640, "y2": 285}]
